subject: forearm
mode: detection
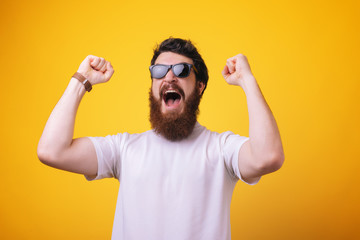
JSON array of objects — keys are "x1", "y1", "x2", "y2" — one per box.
[
  {"x1": 223, "y1": 54, "x2": 284, "y2": 177},
  {"x1": 243, "y1": 76, "x2": 284, "y2": 167},
  {"x1": 37, "y1": 78, "x2": 86, "y2": 160}
]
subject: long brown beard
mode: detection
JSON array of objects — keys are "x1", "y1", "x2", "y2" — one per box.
[{"x1": 149, "y1": 86, "x2": 201, "y2": 141}]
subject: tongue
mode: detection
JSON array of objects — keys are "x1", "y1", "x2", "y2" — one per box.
[{"x1": 167, "y1": 98, "x2": 180, "y2": 107}]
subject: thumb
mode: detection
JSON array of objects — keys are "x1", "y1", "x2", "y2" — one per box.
[
  {"x1": 77, "y1": 55, "x2": 95, "y2": 77},
  {"x1": 222, "y1": 65, "x2": 230, "y2": 79},
  {"x1": 103, "y1": 62, "x2": 115, "y2": 82}
]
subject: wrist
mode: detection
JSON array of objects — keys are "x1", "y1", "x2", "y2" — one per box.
[
  {"x1": 241, "y1": 75, "x2": 259, "y2": 93},
  {"x1": 72, "y1": 72, "x2": 92, "y2": 92},
  {"x1": 77, "y1": 69, "x2": 90, "y2": 79},
  {"x1": 67, "y1": 77, "x2": 87, "y2": 98}
]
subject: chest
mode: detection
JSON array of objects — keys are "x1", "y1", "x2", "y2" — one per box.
[{"x1": 120, "y1": 138, "x2": 226, "y2": 192}]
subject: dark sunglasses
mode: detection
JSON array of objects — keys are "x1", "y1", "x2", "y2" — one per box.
[{"x1": 149, "y1": 63, "x2": 198, "y2": 79}]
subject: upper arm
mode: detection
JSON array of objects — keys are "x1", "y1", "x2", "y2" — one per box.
[
  {"x1": 238, "y1": 140, "x2": 284, "y2": 183},
  {"x1": 238, "y1": 140, "x2": 262, "y2": 183},
  {"x1": 38, "y1": 137, "x2": 98, "y2": 178}
]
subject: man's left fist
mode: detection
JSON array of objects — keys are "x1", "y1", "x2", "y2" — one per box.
[{"x1": 222, "y1": 54, "x2": 254, "y2": 88}]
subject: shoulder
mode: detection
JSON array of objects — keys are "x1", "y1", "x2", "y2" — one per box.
[
  {"x1": 192, "y1": 124, "x2": 248, "y2": 155},
  {"x1": 88, "y1": 130, "x2": 154, "y2": 148},
  {"x1": 196, "y1": 123, "x2": 248, "y2": 144}
]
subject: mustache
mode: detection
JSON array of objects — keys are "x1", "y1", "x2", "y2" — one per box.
[{"x1": 160, "y1": 84, "x2": 185, "y2": 99}]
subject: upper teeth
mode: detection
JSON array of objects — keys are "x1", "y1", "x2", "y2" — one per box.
[{"x1": 165, "y1": 90, "x2": 177, "y2": 94}]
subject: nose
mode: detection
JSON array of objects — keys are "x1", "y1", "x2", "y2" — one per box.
[{"x1": 163, "y1": 68, "x2": 177, "y2": 82}]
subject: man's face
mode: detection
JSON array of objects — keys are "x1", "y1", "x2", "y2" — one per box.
[
  {"x1": 149, "y1": 52, "x2": 205, "y2": 141},
  {"x1": 151, "y1": 52, "x2": 204, "y2": 115}
]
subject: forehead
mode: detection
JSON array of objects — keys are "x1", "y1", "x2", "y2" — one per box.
[{"x1": 155, "y1": 52, "x2": 193, "y2": 65}]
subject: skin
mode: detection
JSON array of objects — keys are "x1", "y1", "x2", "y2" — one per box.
[
  {"x1": 37, "y1": 53, "x2": 284, "y2": 183},
  {"x1": 222, "y1": 54, "x2": 284, "y2": 182},
  {"x1": 37, "y1": 55, "x2": 113, "y2": 179}
]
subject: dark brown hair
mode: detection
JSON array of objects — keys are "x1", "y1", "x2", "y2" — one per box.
[{"x1": 151, "y1": 37, "x2": 209, "y2": 95}]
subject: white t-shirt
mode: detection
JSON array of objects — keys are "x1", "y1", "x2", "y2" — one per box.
[{"x1": 87, "y1": 122, "x2": 259, "y2": 240}]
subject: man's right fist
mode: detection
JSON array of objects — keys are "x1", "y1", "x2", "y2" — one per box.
[{"x1": 77, "y1": 55, "x2": 114, "y2": 85}]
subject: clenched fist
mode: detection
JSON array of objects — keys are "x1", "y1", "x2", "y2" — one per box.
[
  {"x1": 77, "y1": 55, "x2": 114, "y2": 85},
  {"x1": 222, "y1": 54, "x2": 254, "y2": 89}
]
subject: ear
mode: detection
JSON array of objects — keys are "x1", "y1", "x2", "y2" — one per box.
[{"x1": 197, "y1": 81, "x2": 205, "y2": 95}]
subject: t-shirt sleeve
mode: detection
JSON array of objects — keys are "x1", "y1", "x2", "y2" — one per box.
[
  {"x1": 84, "y1": 134, "x2": 125, "y2": 181},
  {"x1": 220, "y1": 131, "x2": 260, "y2": 185}
]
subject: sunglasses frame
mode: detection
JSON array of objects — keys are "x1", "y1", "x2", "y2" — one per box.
[{"x1": 149, "y1": 63, "x2": 198, "y2": 79}]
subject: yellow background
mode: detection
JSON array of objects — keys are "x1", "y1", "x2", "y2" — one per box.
[{"x1": 1, "y1": 0, "x2": 359, "y2": 239}]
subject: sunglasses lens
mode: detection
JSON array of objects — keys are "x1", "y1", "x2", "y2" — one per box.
[
  {"x1": 173, "y1": 64, "x2": 190, "y2": 78},
  {"x1": 150, "y1": 63, "x2": 192, "y2": 78},
  {"x1": 151, "y1": 65, "x2": 168, "y2": 79}
]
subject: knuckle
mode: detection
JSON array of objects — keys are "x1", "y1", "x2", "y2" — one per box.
[{"x1": 239, "y1": 54, "x2": 246, "y2": 59}]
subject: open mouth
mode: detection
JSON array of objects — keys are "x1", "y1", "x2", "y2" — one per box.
[{"x1": 163, "y1": 90, "x2": 182, "y2": 107}]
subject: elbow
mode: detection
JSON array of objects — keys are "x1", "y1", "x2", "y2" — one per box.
[
  {"x1": 37, "y1": 144, "x2": 58, "y2": 166},
  {"x1": 258, "y1": 150, "x2": 285, "y2": 174}
]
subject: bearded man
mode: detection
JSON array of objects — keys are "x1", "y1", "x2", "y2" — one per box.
[{"x1": 37, "y1": 38, "x2": 284, "y2": 240}]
